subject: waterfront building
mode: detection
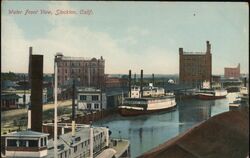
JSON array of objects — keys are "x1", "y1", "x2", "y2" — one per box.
[
  {"x1": 1, "y1": 80, "x2": 19, "y2": 90},
  {"x1": 1, "y1": 93, "x2": 21, "y2": 110},
  {"x1": 55, "y1": 53, "x2": 105, "y2": 88},
  {"x1": 77, "y1": 87, "x2": 127, "y2": 110},
  {"x1": 77, "y1": 87, "x2": 107, "y2": 111},
  {"x1": 224, "y1": 63, "x2": 240, "y2": 79},
  {"x1": 179, "y1": 41, "x2": 212, "y2": 88}
]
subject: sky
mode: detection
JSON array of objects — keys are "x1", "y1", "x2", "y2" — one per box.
[{"x1": 1, "y1": 1, "x2": 249, "y2": 75}]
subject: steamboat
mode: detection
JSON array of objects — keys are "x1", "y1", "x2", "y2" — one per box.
[
  {"x1": 119, "y1": 70, "x2": 176, "y2": 116},
  {"x1": 195, "y1": 81, "x2": 227, "y2": 100}
]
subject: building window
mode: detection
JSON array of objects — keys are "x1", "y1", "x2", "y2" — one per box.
[
  {"x1": 7, "y1": 139, "x2": 18, "y2": 147},
  {"x1": 74, "y1": 146, "x2": 77, "y2": 153},
  {"x1": 80, "y1": 95, "x2": 86, "y2": 100},
  {"x1": 92, "y1": 95, "x2": 99, "y2": 101},
  {"x1": 40, "y1": 138, "x2": 43, "y2": 147},
  {"x1": 94, "y1": 104, "x2": 99, "y2": 109},
  {"x1": 29, "y1": 140, "x2": 38, "y2": 147},
  {"x1": 87, "y1": 104, "x2": 91, "y2": 109}
]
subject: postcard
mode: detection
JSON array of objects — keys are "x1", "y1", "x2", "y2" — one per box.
[{"x1": 1, "y1": 1, "x2": 249, "y2": 158}]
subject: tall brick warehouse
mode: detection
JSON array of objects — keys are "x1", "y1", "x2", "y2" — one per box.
[
  {"x1": 179, "y1": 41, "x2": 212, "y2": 87},
  {"x1": 224, "y1": 63, "x2": 240, "y2": 79},
  {"x1": 55, "y1": 53, "x2": 105, "y2": 88}
]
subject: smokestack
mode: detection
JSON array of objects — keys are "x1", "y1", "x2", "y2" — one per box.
[
  {"x1": 54, "y1": 55, "x2": 58, "y2": 158},
  {"x1": 72, "y1": 79, "x2": 76, "y2": 137},
  {"x1": 140, "y1": 70, "x2": 143, "y2": 98},
  {"x1": 97, "y1": 60, "x2": 100, "y2": 89},
  {"x1": 244, "y1": 77, "x2": 247, "y2": 87},
  {"x1": 30, "y1": 55, "x2": 43, "y2": 132},
  {"x1": 27, "y1": 47, "x2": 32, "y2": 130},
  {"x1": 129, "y1": 70, "x2": 131, "y2": 97},
  {"x1": 134, "y1": 73, "x2": 136, "y2": 85},
  {"x1": 28, "y1": 47, "x2": 32, "y2": 83},
  {"x1": 152, "y1": 73, "x2": 155, "y2": 86},
  {"x1": 206, "y1": 41, "x2": 211, "y2": 54},
  {"x1": 179, "y1": 48, "x2": 183, "y2": 55}
]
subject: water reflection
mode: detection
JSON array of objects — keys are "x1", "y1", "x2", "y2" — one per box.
[
  {"x1": 178, "y1": 99, "x2": 214, "y2": 133},
  {"x1": 94, "y1": 93, "x2": 238, "y2": 158}
]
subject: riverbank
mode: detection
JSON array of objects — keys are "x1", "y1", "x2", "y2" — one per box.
[
  {"x1": 1, "y1": 100, "x2": 72, "y2": 134},
  {"x1": 138, "y1": 107, "x2": 249, "y2": 158}
]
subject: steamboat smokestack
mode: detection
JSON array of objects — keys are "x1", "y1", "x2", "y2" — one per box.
[
  {"x1": 129, "y1": 70, "x2": 131, "y2": 97},
  {"x1": 134, "y1": 73, "x2": 136, "y2": 85},
  {"x1": 30, "y1": 54, "x2": 43, "y2": 132},
  {"x1": 140, "y1": 70, "x2": 143, "y2": 98},
  {"x1": 152, "y1": 73, "x2": 155, "y2": 86},
  {"x1": 244, "y1": 77, "x2": 247, "y2": 87}
]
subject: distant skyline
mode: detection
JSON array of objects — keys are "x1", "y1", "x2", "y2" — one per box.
[{"x1": 1, "y1": 1, "x2": 249, "y2": 75}]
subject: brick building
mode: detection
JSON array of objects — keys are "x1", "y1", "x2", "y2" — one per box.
[
  {"x1": 224, "y1": 63, "x2": 240, "y2": 79},
  {"x1": 105, "y1": 77, "x2": 128, "y2": 88},
  {"x1": 179, "y1": 41, "x2": 212, "y2": 87},
  {"x1": 55, "y1": 53, "x2": 105, "y2": 88}
]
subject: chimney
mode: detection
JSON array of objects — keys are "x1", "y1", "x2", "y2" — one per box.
[
  {"x1": 179, "y1": 48, "x2": 183, "y2": 55},
  {"x1": 97, "y1": 60, "x2": 100, "y2": 89},
  {"x1": 244, "y1": 77, "x2": 247, "y2": 87},
  {"x1": 30, "y1": 54, "x2": 43, "y2": 132},
  {"x1": 206, "y1": 41, "x2": 211, "y2": 54},
  {"x1": 27, "y1": 47, "x2": 32, "y2": 130},
  {"x1": 28, "y1": 47, "x2": 32, "y2": 83},
  {"x1": 134, "y1": 73, "x2": 136, "y2": 85},
  {"x1": 152, "y1": 73, "x2": 155, "y2": 86},
  {"x1": 129, "y1": 70, "x2": 131, "y2": 97},
  {"x1": 72, "y1": 79, "x2": 76, "y2": 137},
  {"x1": 54, "y1": 55, "x2": 58, "y2": 158},
  {"x1": 140, "y1": 70, "x2": 143, "y2": 98}
]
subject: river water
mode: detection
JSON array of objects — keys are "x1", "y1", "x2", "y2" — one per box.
[{"x1": 94, "y1": 93, "x2": 240, "y2": 158}]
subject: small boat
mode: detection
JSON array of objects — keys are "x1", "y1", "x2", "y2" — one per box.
[
  {"x1": 239, "y1": 86, "x2": 249, "y2": 102},
  {"x1": 229, "y1": 99, "x2": 241, "y2": 107}
]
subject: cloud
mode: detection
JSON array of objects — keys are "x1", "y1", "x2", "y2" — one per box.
[
  {"x1": 2, "y1": 3, "x2": 176, "y2": 74},
  {"x1": 1, "y1": 16, "x2": 30, "y2": 73}
]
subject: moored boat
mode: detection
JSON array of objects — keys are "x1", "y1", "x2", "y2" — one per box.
[
  {"x1": 195, "y1": 89, "x2": 228, "y2": 100},
  {"x1": 119, "y1": 85, "x2": 176, "y2": 116},
  {"x1": 195, "y1": 81, "x2": 227, "y2": 100}
]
